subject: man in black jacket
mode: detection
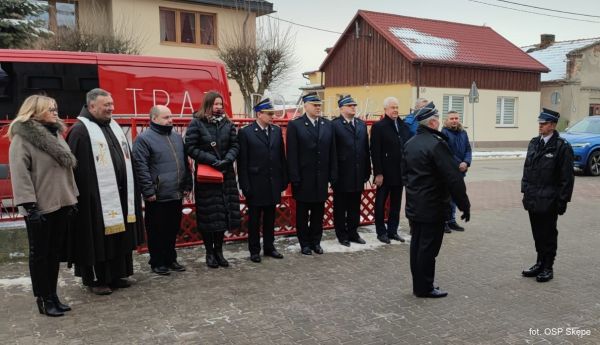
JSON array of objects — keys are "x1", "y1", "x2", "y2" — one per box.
[
  {"x1": 402, "y1": 102, "x2": 470, "y2": 298},
  {"x1": 521, "y1": 108, "x2": 574, "y2": 282},
  {"x1": 332, "y1": 95, "x2": 371, "y2": 246},
  {"x1": 370, "y1": 97, "x2": 411, "y2": 244},
  {"x1": 238, "y1": 99, "x2": 287, "y2": 263},
  {"x1": 287, "y1": 92, "x2": 337, "y2": 255},
  {"x1": 132, "y1": 105, "x2": 192, "y2": 276}
]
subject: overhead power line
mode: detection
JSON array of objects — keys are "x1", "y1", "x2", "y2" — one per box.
[
  {"x1": 469, "y1": 0, "x2": 600, "y2": 23},
  {"x1": 497, "y1": 0, "x2": 600, "y2": 19},
  {"x1": 265, "y1": 15, "x2": 343, "y2": 35}
]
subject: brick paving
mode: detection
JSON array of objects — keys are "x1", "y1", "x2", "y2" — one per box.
[{"x1": 1, "y1": 159, "x2": 599, "y2": 344}]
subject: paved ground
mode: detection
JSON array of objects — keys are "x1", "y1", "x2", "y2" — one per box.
[{"x1": 1, "y1": 159, "x2": 600, "y2": 344}]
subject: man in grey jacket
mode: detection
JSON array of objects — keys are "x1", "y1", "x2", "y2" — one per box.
[{"x1": 133, "y1": 105, "x2": 192, "y2": 275}]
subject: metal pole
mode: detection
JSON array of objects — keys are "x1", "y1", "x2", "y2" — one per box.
[{"x1": 472, "y1": 102, "x2": 475, "y2": 151}]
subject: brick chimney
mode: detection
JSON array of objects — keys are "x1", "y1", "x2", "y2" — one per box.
[{"x1": 540, "y1": 34, "x2": 555, "y2": 49}]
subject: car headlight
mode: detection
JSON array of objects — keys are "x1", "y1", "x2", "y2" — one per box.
[{"x1": 571, "y1": 142, "x2": 590, "y2": 148}]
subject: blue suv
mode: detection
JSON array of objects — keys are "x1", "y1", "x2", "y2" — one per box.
[{"x1": 560, "y1": 115, "x2": 600, "y2": 176}]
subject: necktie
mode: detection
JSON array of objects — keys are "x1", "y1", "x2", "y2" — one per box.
[
  {"x1": 394, "y1": 119, "x2": 399, "y2": 133},
  {"x1": 264, "y1": 127, "x2": 269, "y2": 142},
  {"x1": 350, "y1": 120, "x2": 355, "y2": 132}
]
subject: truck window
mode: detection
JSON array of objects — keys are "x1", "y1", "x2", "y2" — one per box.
[{"x1": 0, "y1": 62, "x2": 99, "y2": 120}]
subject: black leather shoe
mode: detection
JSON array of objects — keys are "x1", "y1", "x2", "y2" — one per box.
[
  {"x1": 416, "y1": 288, "x2": 448, "y2": 298},
  {"x1": 36, "y1": 297, "x2": 64, "y2": 317},
  {"x1": 266, "y1": 250, "x2": 284, "y2": 259},
  {"x1": 301, "y1": 247, "x2": 312, "y2": 255},
  {"x1": 168, "y1": 261, "x2": 186, "y2": 272},
  {"x1": 51, "y1": 294, "x2": 71, "y2": 312},
  {"x1": 339, "y1": 240, "x2": 350, "y2": 247},
  {"x1": 448, "y1": 222, "x2": 464, "y2": 231},
  {"x1": 444, "y1": 224, "x2": 452, "y2": 233},
  {"x1": 522, "y1": 263, "x2": 542, "y2": 277},
  {"x1": 89, "y1": 285, "x2": 112, "y2": 295},
  {"x1": 215, "y1": 252, "x2": 229, "y2": 267},
  {"x1": 389, "y1": 233, "x2": 405, "y2": 242},
  {"x1": 536, "y1": 268, "x2": 553, "y2": 282},
  {"x1": 349, "y1": 237, "x2": 366, "y2": 244},
  {"x1": 311, "y1": 244, "x2": 324, "y2": 254},
  {"x1": 206, "y1": 254, "x2": 219, "y2": 268},
  {"x1": 110, "y1": 278, "x2": 132, "y2": 289},
  {"x1": 377, "y1": 235, "x2": 391, "y2": 244},
  {"x1": 250, "y1": 254, "x2": 261, "y2": 263},
  {"x1": 151, "y1": 266, "x2": 170, "y2": 276}
]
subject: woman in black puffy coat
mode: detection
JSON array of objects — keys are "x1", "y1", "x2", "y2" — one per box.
[{"x1": 184, "y1": 92, "x2": 240, "y2": 268}]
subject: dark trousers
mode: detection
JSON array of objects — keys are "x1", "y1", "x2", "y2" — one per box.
[
  {"x1": 409, "y1": 220, "x2": 445, "y2": 295},
  {"x1": 528, "y1": 211, "x2": 559, "y2": 269},
  {"x1": 25, "y1": 208, "x2": 69, "y2": 298},
  {"x1": 375, "y1": 184, "x2": 403, "y2": 236},
  {"x1": 333, "y1": 191, "x2": 361, "y2": 242},
  {"x1": 145, "y1": 200, "x2": 182, "y2": 268},
  {"x1": 247, "y1": 205, "x2": 276, "y2": 255},
  {"x1": 202, "y1": 230, "x2": 225, "y2": 255},
  {"x1": 295, "y1": 201, "x2": 325, "y2": 248}
]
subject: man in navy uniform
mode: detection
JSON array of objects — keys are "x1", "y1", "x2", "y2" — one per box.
[
  {"x1": 238, "y1": 98, "x2": 287, "y2": 263},
  {"x1": 370, "y1": 97, "x2": 412, "y2": 244},
  {"x1": 331, "y1": 95, "x2": 371, "y2": 246},
  {"x1": 402, "y1": 102, "x2": 470, "y2": 298},
  {"x1": 521, "y1": 108, "x2": 574, "y2": 282},
  {"x1": 287, "y1": 92, "x2": 337, "y2": 255}
]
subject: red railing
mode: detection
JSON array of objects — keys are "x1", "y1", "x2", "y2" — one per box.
[{"x1": 0, "y1": 117, "x2": 380, "y2": 250}]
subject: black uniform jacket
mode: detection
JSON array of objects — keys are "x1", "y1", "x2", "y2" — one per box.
[
  {"x1": 286, "y1": 114, "x2": 337, "y2": 202},
  {"x1": 402, "y1": 125, "x2": 470, "y2": 223},
  {"x1": 331, "y1": 116, "x2": 371, "y2": 192},
  {"x1": 370, "y1": 115, "x2": 412, "y2": 186},
  {"x1": 238, "y1": 121, "x2": 288, "y2": 206},
  {"x1": 521, "y1": 130, "x2": 574, "y2": 213}
]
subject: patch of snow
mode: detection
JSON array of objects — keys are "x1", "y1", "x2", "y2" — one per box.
[
  {"x1": 389, "y1": 27, "x2": 458, "y2": 60},
  {"x1": 473, "y1": 151, "x2": 527, "y2": 159},
  {"x1": 0, "y1": 277, "x2": 32, "y2": 291}
]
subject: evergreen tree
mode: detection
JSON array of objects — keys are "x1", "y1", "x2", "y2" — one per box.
[{"x1": 0, "y1": 0, "x2": 51, "y2": 49}]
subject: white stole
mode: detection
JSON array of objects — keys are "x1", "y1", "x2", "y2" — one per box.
[{"x1": 78, "y1": 116, "x2": 136, "y2": 235}]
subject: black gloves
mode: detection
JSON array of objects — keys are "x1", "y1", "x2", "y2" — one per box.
[
  {"x1": 557, "y1": 203, "x2": 567, "y2": 215},
  {"x1": 461, "y1": 209, "x2": 470, "y2": 222},
  {"x1": 23, "y1": 203, "x2": 45, "y2": 223},
  {"x1": 212, "y1": 159, "x2": 230, "y2": 170}
]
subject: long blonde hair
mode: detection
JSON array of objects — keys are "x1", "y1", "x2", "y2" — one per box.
[{"x1": 6, "y1": 95, "x2": 57, "y2": 140}]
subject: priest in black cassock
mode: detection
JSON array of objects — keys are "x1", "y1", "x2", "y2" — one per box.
[{"x1": 66, "y1": 88, "x2": 143, "y2": 295}]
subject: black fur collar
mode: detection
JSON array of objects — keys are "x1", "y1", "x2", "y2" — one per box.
[{"x1": 12, "y1": 120, "x2": 77, "y2": 169}]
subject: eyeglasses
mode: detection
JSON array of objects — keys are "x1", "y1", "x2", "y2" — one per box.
[{"x1": 48, "y1": 108, "x2": 58, "y2": 113}]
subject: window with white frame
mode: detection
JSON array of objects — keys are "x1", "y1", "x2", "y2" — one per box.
[
  {"x1": 442, "y1": 95, "x2": 465, "y2": 123},
  {"x1": 496, "y1": 97, "x2": 516, "y2": 126}
]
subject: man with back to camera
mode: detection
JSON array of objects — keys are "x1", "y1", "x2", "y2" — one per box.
[{"x1": 402, "y1": 102, "x2": 471, "y2": 298}]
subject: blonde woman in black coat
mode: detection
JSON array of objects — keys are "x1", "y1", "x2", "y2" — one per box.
[
  {"x1": 185, "y1": 92, "x2": 240, "y2": 268},
  {"x1": 8, "y1": 95, "x2": 78, "y2": 316}
]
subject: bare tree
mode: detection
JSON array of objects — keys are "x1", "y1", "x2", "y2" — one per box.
[{"x1": 218, "y1": 17, "x2": 296, "y2": 114}]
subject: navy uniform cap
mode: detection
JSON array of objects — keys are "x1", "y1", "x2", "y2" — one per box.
[
  {"x1": 538, "y1": 108, "x2": 560, "y2": 123},
  {"x1": 414, "y1": 101, "x2": 439, "y2": 122},
  {"x1": 254, "y1": 98, "x2": 275, "y2": 113},
  {"x1": 338, "y1": 95, "x2": 357, "y2": 108},
  {"x1": 302, "y1": 92, "x2": 322, "y2": 104}
]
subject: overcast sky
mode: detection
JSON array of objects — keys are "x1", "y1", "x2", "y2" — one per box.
[{"x1": 262, "y1": 0, "x2": 600, "y2": 102}]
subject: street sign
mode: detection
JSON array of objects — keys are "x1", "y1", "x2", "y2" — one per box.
[{"x1": 469, "y1": 81, "x2": 479, "y2": 104}]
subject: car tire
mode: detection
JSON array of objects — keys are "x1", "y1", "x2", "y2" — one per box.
[{"x1": 585, "y1": 150, "x2": 600, "y2": 176}]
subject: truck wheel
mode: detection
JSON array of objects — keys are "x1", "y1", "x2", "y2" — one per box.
[{"x1": 586, "y1": 151, "x2": 600, "y2": 176}]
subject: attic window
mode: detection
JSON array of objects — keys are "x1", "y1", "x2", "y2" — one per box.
[{"x1": 160, "y1": 7, "x2": 216, "y2": 47}]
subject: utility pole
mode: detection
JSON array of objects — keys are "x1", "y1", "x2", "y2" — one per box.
[{"x1": 468, "y1": 81, "x2": 479, "y2": 150}]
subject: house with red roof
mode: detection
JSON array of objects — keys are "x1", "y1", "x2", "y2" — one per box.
[
  {"x1": 523, "y1": 34, "x2": 600, "y2": 125},
  {"x1": 319, "y1": 10, "x2": 549, "y2": 146}
]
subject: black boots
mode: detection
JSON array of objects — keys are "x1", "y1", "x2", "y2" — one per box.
[
  {"x1": 536, "y1": 268, "x2": 554, "y2": 282},
  {"x1": 36, "y1": 297, "x2": 64, "y2": 317},
  {"x1": 521, "y1": 262, "x2": 543, "y2": 277},
  {"x1": 214, "y1": 250, "x2": 229, "y2": 267},
  {"x1": 51, "y1": 294, "x2": 71, "y2": 312},
  {"x1": 206, "y1": 254, "x2": 219, "y2": 268}
]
